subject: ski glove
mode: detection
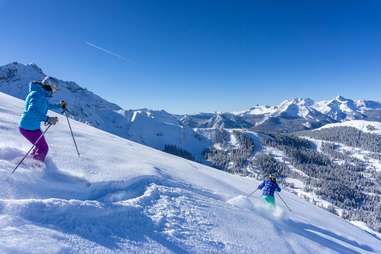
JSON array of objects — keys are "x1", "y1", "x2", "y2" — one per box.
[
  {"x1": 60, "y1": 100, "x2": 67, "y2": 110},
  {"x1": 46, "y1": 116, "x2": 58, "y2": 125}
]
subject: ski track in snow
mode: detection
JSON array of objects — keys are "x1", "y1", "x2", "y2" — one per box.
[{"x1": 0, "y1": 92, "x2": 380, "y2": 253}]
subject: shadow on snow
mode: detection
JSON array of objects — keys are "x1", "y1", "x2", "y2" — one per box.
[{"x1": 283, "y1": 219, "x2": 374, "y2": 254}]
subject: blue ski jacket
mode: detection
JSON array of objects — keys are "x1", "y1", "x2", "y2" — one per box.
[
  {"x1": 258, "y1": 179, "x2": 281, "y2": 197},
  {"x1": 19, "y1": 82, "x2": 60, "y2": 131}
]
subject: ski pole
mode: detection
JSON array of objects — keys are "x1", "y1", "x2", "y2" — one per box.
[
  {"x1": 247, "y1": 188, "x2": 258, "y2": 198},
  {"x1": 276, "y1": 193, "x2": 292, "y2": 212},
  {"x1": 10, "y1": 124, "x2": 52, "y2": 175},
  {"x1": 64, "y1": 110, "x2": 80, "y2": 157}
]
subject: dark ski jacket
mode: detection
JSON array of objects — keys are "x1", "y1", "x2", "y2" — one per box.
[{"x1": 258, "y1": 179, "x2": 281, "y2": 197}]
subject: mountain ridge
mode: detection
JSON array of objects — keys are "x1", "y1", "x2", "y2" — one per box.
[{"x1": 2, "y1": 62, "x2": 381, "y2": 125}]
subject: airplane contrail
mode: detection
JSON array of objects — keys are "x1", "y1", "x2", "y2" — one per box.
[{"x1": 85, "y1": 41, "x2": 129, "y2": 62}]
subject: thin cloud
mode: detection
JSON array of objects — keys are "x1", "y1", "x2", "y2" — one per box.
[{"x1": 85, "y1": 41, "x2": 129, "y2": 62}]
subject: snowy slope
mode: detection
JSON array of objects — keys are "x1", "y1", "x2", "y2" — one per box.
[
  {"x1": 119, "y1": 109, "x2": 210, "y2": 160},
  {"x1": 1, "y1": 92, "x2": 381, "y2": 253},
  {"x1": 318, "y1": 120, "x2": 381, "y2": 135}
]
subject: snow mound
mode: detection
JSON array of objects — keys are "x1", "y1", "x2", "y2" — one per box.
[{"x1": 0, "y1": 92, "x2": 381, "y2": 253}]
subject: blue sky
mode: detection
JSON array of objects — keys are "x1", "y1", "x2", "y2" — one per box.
[{"x1": 1, "y1": 0, "x2": 381, "y2": 113}]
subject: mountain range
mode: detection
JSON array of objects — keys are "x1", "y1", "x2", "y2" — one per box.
[
  {"x1": 2, "y1": 62, "x2": 381, "y2": 152},
  {"x1": 1, "y1": 62, "x2": 381, "y2": 233}
]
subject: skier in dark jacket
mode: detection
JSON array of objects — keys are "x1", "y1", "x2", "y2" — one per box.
[
  {"x1": 257, "y1": 175, "x2": 281, "y2": 207},
  {"x1": 19, "y1": 76, "x2": 67, "y2": 161}
]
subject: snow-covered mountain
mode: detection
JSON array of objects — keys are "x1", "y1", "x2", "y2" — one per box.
[
  {"x1": 314, "y1": 96, "x2": 366, "y2": 121},
  {"x1": 119, "y1": 109, "x2": 210, "y2": 160},
  {"x1": 274, "y1": 98, "x2": 315, "y2": 119},
  {"x1": 2, "y1": 62, "x2": 381, "y2": 148},
  {"x1": 0, "y1": 62, "x2": 126, "y2": 134},
  {"x1": 1, "y1": 92, "x2": 381, "y2": 253},
  {"x1": 181, "y1": 97, "x2": 381, "y2": 133},
  {"x1": 238, "y1": 96, "x2": 381, "y2": 122},
  {"x1": 180, "y1": 112, "x2": 252, "y2": 129},
  {"x1": 251, "y1": 98, "x2": 335, "y2": 132}
]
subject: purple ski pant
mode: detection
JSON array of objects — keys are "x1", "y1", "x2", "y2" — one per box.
[{"x1": 19, "y1": 127, "x2": 49, "y2": 161}]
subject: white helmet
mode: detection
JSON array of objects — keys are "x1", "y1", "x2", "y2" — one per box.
[{"x1": 41, "y1": 76, "x2": 59, "y2": 93}]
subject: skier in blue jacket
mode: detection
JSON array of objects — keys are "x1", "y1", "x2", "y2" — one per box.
[
  {"x1": 19, "y1": 76, "x2": 67, "y2": 161},
  {"x1": 257, "y1": 175, "x2": 281, "y2": 207}
]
